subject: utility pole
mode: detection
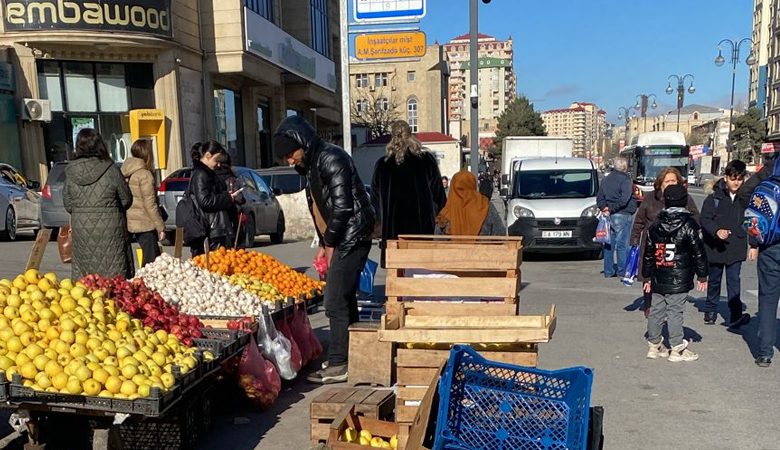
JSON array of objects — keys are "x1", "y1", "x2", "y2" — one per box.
[{"x1": 469, "y1": 0, "x2": 479, "y2": 175}]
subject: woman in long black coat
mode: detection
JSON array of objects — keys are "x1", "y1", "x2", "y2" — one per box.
[{"x1": 371, "y1": 121, "x2": 447, "y2": 266}]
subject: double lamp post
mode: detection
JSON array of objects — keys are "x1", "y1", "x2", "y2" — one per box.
[{"x1": 715, "y1": 38, "x2": 756, "y2": 160}]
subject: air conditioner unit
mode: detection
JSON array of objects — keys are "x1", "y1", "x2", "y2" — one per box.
[
  {"x1": 369, "y1": 86, "x2": 375, "y2": 92},
  {"x1": 22, "y1": 99, "x2": 52, "y2": 122}
]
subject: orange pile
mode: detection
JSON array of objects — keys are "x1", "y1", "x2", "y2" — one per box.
[{"x1": 192, "y1": 248, "x2": 324, "y2": 299}]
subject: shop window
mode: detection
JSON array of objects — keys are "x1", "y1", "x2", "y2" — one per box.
[
  {"x1": 37, "y1": 62, "x2": 64, "y2": 112},
  {"x1": 245, "y1": 0, "x2": 273, "y2": 21},
  {"x1": 407, "y1": 98, "x2": 418, "y2": 133},
  {"x1": 310, "y1": 0, "x2": 329, "y2": 57},
  {"x1": 96, "y1": 64, "x2": 128, "y2": 113},
  {"x1": 64, "y1": 62, "x2": 97, "y2": 112},
  {"x1": 214, "y1": 88, "x2": 245, "y2": 166}
]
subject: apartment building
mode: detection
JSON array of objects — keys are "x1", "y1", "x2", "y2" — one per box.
[
  {"x1": 0, "y1": 0, "x2": 343, "y2": 183},
  {"x1": 349, "y1": 44, "x2": 449, "y2": 137},
  {"x1": 444, "y1": 33, "x2": 516, "y2": 144},
  {"x1": 541, "y1": 102, "x2": 606, "y2": 156},
  {"x1": 751, "y1": 0, "x2": 771, "y2": 117}
]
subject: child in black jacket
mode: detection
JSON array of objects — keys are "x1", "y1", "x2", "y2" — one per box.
[{"x1": 643, "y1": 185, "x2": 708, "y2": 362}]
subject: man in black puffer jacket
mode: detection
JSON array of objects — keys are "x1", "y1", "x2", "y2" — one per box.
[
  {"x1": 642, "y1": 185, "x2": 708, "y2": 363},
  {"x1": 273, "y1": 115, "x2": 375, "y2": 384}
]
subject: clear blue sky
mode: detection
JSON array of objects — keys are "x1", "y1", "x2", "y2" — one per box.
[{"x1": 411, "y1": 0, "x2": 753, "y2": 123}]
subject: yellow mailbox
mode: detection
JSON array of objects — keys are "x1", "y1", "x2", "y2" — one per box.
[{"x1": 129, "y1": 109, "x2": 167, "y2": 169}]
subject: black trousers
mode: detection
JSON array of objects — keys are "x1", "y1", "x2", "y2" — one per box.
[
  {"x1": 134, "y1": 231, "x2": 161, "y2": 268},
  {"x1": 324, "y1": 241, "x2": 371, "y2": 366}
]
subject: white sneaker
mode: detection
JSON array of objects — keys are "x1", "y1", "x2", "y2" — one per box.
[
  {"x1": 646, "y1": 339, "x2": 670, "y2": 359},
  {"x1": 668, "y1": 340, "x2": 699, "y2": 362}
]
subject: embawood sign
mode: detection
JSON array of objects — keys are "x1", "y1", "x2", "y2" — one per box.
[{"x1": 2, "y1": 0, "x2": 172, "y2": 38}]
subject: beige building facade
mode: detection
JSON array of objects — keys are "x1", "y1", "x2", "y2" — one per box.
[
  {"x1": 751, "y1": 0, "x2": 771, "y2": 115},
  {"x1": 541, "y1": 102, "x2": 606, "y2": 156},
  {"x1": 348, "y1": 44, "x2": 449, "y2": 136},
  {"x1": 444, "y1": 33, "x2": 515, "y2": 143},
  {"x1": 765, "y1": 0, "x2": 780, "y2": 141},
  {"x1": 0, "y1": 0, "x2": 343, "y2": 183},
  {"x1": 629, "y1": 105, "x2": 726, "y2": 143}
]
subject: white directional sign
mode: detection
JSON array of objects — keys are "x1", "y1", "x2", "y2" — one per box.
[{"x1": 354, "y1": 0, "x2": 426, "y2": 22}]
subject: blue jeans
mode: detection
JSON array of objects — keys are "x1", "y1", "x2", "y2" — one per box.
[
  {"x1": 603, "y1": 213, "x2": 632, "y2": 277},
  {"x1": 757, "y1": 245, "x2": 780, "y2": 359},
  {"x1": 704, "y1": 262, "x2": 743, "y2": 321}
]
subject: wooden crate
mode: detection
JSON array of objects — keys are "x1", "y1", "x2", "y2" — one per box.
[
  {"x1": 394, "y1": 345, "x2": 538, "y2": 424},
  {"x1": 384, "y1": 235, "x2": 523, "y2": 308},
  {"x1": 310, "y1": 387, "x2": 395, "y2": 445},
  {"x1": 348, "y1": 322, "x2": 394, "y2": 387},
  {"x1": 326, "y1": 405, "x2": 402, "y2": 449}
]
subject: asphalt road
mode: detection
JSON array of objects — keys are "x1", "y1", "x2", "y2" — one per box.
[{"x1": 0, "y1": 187, "x2": 778, "y2": 450}]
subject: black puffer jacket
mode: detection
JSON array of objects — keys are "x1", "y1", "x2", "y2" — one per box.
[
  {"x1": 275, "y1": 115, "x2": 375, "y2": 254},
  {"x1": 700, "y1": 178, "x2": 747, "y2": 265},
  {"x1": 642, "y1": 208, "x2": 708, "y2": 295},
  {"x1": 190, "y1": 160, "x2": 233, "y2": 239}
]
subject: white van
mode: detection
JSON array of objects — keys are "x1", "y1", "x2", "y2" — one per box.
[{"x1": 506, "y1": 157, "x2": 602, "y2": 257}]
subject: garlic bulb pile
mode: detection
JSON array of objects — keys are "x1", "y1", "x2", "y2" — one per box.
[{"x1": 136, "y1": 254, "x2": 268, "y2": 316}]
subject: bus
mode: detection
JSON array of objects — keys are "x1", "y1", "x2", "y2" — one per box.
[{"x1": 619, "y1": 131, "x2": 689, "y2": 203}]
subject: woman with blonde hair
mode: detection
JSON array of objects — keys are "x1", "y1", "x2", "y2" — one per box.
[
  {"x1": 121, "y1": 139, "x2": 166, "y2": 268},
  {"x1": 631, "y1": 166, "x2": 700, "y2": 313},
  {"x1": 371, "y1": 120, "x2": 446, "y2": 266}
]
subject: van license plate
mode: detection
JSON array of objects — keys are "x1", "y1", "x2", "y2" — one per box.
[{"x1": 542, "y1": 230, "x2": 572, "y2": 238}]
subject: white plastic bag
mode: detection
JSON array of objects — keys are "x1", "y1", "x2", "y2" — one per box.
[{"x1": 256, "y1": 313, "x2": 297, "y2": 380}]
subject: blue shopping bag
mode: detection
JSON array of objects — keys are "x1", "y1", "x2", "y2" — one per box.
[
  {"x1": 358, "y1": 259, "x2": 379, "y2": 295},
  {"x1": 622, "y1": 245, "x2": 640, "y2": 286}
]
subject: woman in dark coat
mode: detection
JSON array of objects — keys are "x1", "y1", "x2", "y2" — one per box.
[
  {"x1": 436, "y1": 170, "x2": 506, "y2": 236},
  {"x1": 371, "y1": 120, "x2": 446, "y2": 266},
  {"x1": 213, "y1": 152, "x2": 245, "y2": 248},
  {"x1": 63, "y1": 128, "x2": 133, "y2": 280},
  {"x1": 630, "y1": 167, "x2": 700, "y2": 312},
  {"x1": 189, "y1": 141, "x2": 239, "y2": 256}
]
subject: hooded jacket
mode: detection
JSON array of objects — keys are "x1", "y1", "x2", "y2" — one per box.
[
  {"x1": 275, "y1": 115, "x2": 375, "y2": 254},
  {"x1": 121, "y1": 157, "x2": 165, "y2": 234},
  {"x1": 700, "y1": 178, "x2": 747, "y2": 265},
  {"x1": 63, "y1": 157, "x2": 133, "y2": 280},
  {"x1": 642, "y1": 208, "x2": 708, "y2": 294},
  {"x1": 190, "y1": 159, "x2": 233, "y2": 240}
]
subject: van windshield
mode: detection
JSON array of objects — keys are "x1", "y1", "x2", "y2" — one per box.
[{"x1": 515, "y1": 169, "x2": 597, "y2": 199}]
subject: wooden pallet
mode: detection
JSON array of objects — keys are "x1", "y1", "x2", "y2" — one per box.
[
  {"x1": 384, "y1": 235, "x2": 523, "y2": 306},
  {"x1": 310, "y1": 387, "x2": 395, "y2": 445},
  {"x1": 394, "y1": 345, "x2": 538, "y2": 424}
]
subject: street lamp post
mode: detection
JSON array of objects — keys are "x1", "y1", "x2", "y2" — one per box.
[
  {"x1": 617, "y1": 106, "x2": 637, "y2": 143},
  {"x1": 665, "y1": 74, "x2": 696, "y2": 132},
  {"x1": 469, "y1": 0, "x2": 493, "y2": 175},
  {"x1": 634, "y1": 94, "x2": 657, "y2": 133},
  {"x1": 715, "y1": 38, "x2": 756, "y2": 161}
]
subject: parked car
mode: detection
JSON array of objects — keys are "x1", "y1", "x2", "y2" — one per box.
[
  {"x1": 256, "y1": 166, "x2": 307, "y2": 195},
  {"x1": 0, "y1": 164, "x2": 41, "y2": 240},
  {"x1": 159, "y1": 166, "x2": 285, "y2": 247},
  {"x1": 40, "y1": 161, "x2": 69, "y2": 230}
]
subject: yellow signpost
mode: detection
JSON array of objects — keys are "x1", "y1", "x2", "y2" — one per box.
[{"x1": 355, "y1": 31, "x2": 426, "y2": 60}]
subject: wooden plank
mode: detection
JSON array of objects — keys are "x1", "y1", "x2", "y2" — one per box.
[
  {"x1": 403, "y1": 315, "x2": 545, "y2": 329},
  {"x1": 385, "y1": 247, "x2": 520, "y2": 271},
  {"x1": 174, "y1": 227, "x2": 184, "y2": 259},
  {"x1": 378, "y1": 326, "x2": 553, "y2": 344},
  {"x1": 402, "y1": 301, "x2": 518, "y2": 317},
  {"x1": 405, "y1": 362, "x2": 445, "y2": 450},
  {"x1": 386, "y1": 276, "x2": 518, "y2": 298},
  {"x1": 397, "y1": 386, "x2": 428, "y2": 401},
  {"x1": 397, "y1": 234, "x2": 522, "y2": 243},
  {"x1": 395, "y1": 404, "x2": 420, "y2": 424},
  {"x1": 310, "y1": 420, "x2": 332, "y2": 444},
  {"x1": 397, "y1": 367, "x2": 440, "y2": 386},
  {"x1": 311, "y1": 388, "x2": 340, "y2": 405},
  {"x1": 396, "y1": 347, "x2": 538, "y2": 369},
  {"x1": 25, "y1": 228, "x2": 52, "y2": 271}
]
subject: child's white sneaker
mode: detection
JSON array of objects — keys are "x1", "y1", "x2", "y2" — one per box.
[
  {"x1": 646, "y1": 338, "x2": 669, "y2": 359},
  {"x1": 668, "y1": 340, "x2": 698, "y2": 362}
]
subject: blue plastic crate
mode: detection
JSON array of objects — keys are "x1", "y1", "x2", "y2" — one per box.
[{"x1": 434, "y1": 345, "x2": 594, "y2": 450}]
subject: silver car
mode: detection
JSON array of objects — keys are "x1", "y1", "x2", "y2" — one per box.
[{"x1": 0, "y1": 163, "x2": 41, "y2": 240}]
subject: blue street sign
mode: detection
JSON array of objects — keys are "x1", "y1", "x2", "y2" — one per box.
[{"x1": 354, "y1": 0, "x2": 426, "y2": 22}]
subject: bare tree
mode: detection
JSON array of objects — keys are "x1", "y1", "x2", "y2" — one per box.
[{"x1": 350, "y1": 75, "x2": 402, "y2": 140}]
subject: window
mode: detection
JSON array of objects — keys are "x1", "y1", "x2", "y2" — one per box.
[
  {"x1": 355, "y1": 73, "x2": 369, "y2": 88},
  {"x1": 407, "y1": 98, "x2": 418, "y2": 132},
  {"x1": 407, "y1": 71, "x2": 416, "y2": 82},
  {"x1": 375, "y1": 73, "x2": 388, "y2": 87},
  {"x1": 245, "y1": 0, "x2": 272, "y2": 21},
  {"x1": 213, "y1": 88, "x2": 245, "y2": 166},
  {"x1": 310, "y1": 0, "x2": 329, "y2": 57},
  {"x1": 376, "y1": 97, "x2": 389, "y2": 111},
  {"x1": 64, "y1": 62, "x2": 97, "y2": 112},
  {"x1": 356, "y1": 99, "x2": 368, "y2": 113},
  {"x1": 96, "y1": 64, "x2": 128, "y2": 112},
  {"x1": 37, "y1": 62, "x2": 63, "y2": 112}
]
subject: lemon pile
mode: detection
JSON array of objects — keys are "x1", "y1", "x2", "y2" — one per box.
[
  {"x1": 341, "y1": 428, "x2": 398, "y2": 448},
  {"x1": 0, "y1": 269, "x2": 205, "y2": 399}
]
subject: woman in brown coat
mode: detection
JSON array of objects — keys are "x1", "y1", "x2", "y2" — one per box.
[
  {"x1": 121, "y1": 140, "x2": 166, "y2": 268},
  {"x1": 631, "y1": 167, "x2": 700, "y2": 312}
]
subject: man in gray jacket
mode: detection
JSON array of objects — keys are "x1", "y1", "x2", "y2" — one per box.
[{"x1": 597, "y1": 157, "x2": 638, "y2": 278}]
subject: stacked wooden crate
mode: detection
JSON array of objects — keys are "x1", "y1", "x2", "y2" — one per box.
[{"x1": 379, "y1": 235, "x2": 557, "y2": 426}]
